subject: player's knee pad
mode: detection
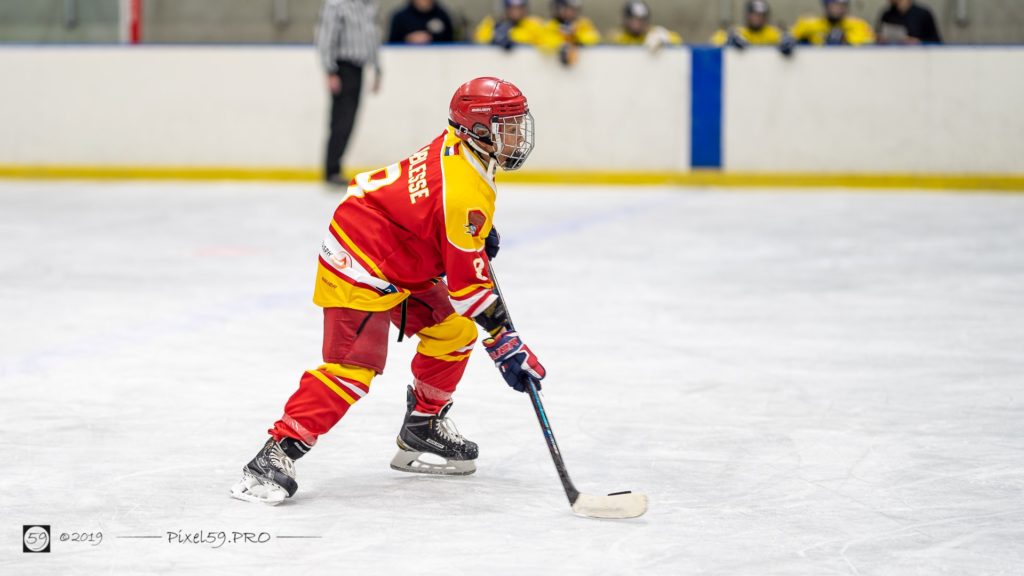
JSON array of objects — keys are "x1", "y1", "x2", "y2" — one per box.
[
  {"x1": 322, "y1": 308, "x2": 390, "y2": 374},
  {"x1": 415, "y1": 313, "x2": 478, "y2": 361}
]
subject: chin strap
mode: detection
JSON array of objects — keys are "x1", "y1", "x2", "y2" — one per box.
[
  {"x1": 464, "y1": 137, "x2": 501, "y2": 176},
  {"x1": 449, "y1": 119, "x2": 508, "y2": 175}
]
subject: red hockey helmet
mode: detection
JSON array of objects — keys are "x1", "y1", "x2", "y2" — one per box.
[{"x1": 449, "y1": 77, "x2": 535, "y2": 171}]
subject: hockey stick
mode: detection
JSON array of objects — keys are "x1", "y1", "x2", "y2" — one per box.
[{"x1": 487, "y1": 263, "x2": 648, "y2": 519}]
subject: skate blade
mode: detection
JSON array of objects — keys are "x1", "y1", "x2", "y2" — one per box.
[
  {"x1": 230, "y1": 470, "x2": 289, "y2": 505},
  {"x1": 389, "y1": 449, "x2": 476, "y2": 476}
]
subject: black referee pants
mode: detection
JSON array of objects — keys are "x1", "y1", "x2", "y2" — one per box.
[{"x1": 325, "y1": 61, "x2": 364, "y2": 181}]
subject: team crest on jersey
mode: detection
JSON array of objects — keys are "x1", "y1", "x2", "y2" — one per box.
[
  {"x1": 465, "y1": 210, "x2": 487, "y2": 238},
  {"x1": 329, "y1": 252, "x2": 352, "y2": 269}
]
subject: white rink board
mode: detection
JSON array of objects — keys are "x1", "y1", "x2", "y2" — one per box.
[
  {"x1": 2, "y1": 181, "x2": 1023, "y2": 575},
  {"x1": 0, "y1": 46, "x2": 690, "y2": 172},
  {"x1": 3, "y1": 45, "x2": 1023, "y2": 176},
  {"x1": 723, "y1": 47, "x2": 1024, "y2": 174}
]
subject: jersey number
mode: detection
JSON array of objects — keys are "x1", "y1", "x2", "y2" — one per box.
[
  {"x1": 473, "y1": 257, "x2": 489, "y2": 282},
  {"x1": 343, "y1": 163, "x2": 402, "y2": 202}
]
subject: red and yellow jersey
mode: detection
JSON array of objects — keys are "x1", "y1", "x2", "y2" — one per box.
[{"x1": 313, "y1": 127, "x2": 498, "y2": 318}]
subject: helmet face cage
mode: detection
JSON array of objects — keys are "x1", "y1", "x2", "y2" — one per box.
[{"x1": 490, "y1": 111, "x2": 534, "y2": 171}]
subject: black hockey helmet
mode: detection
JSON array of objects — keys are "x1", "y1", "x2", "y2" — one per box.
[
  {"x1": 624, "y1": 1, "x2": 650, "y2": 20},
  {"x1": 746, "y1": 0, "x2": 770, "y2": 15}
]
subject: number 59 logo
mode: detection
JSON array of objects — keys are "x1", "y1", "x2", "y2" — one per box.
[{"x1": 23, "y1": 525, "x2": 51, "y2": 553}]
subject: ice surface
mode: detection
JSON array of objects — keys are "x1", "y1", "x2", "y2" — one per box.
[{"x1": 1, "y1": 181, "x2": 1022, "y2": 575}]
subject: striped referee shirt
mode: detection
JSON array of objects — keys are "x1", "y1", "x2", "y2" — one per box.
[{"x1": 316, "y1": 0, "x2": 381, "y2": 73}]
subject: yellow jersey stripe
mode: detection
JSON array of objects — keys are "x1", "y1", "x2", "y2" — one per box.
[
  {"x1": 330, "y1": 220, "x2": 390, "y2": 282},
  {"x1": 448, "y1": 282, "x2": 493, "y2": 298}
]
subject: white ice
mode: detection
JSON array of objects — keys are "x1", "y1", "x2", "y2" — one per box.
[{"x1": 1, "y1": 180, "x2": 1023, "y2": 575}]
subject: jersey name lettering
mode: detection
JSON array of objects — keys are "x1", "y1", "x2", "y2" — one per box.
[{"x1": 408, "y1": 146, "x2": 430, "y2": 204}]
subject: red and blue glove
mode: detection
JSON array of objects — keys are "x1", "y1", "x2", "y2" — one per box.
[{"x1": 483, "y1": 331, "x2": 546, "y2": 392}]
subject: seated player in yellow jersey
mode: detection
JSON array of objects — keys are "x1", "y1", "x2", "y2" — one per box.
[
  {"x1": 609, "y1": 1, "x2": 682, "y2": 52},
  {"x1": 791, "y1": 0, "x2": 875, "y2": 45},
  {"x1": 538, "y1": 0, "x2": 601, "y2": 66},
  {"x1": 711, "y1": 1, "x2": 784, "y2": 47},
  {"x1": 231, "y1": 78, "x2": 547, "y2": 505},
  {"x1": 474, "y1": 0, "x2": 545, "y2": 49}
]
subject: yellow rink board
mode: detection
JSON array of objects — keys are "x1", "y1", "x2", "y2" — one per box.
[{"x1": 1, "y1": 165, "x2": 1023, "y2": 192}]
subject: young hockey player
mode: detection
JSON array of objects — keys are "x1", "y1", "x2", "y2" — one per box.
[
  {"x1": 711, "y1": 1, "x2": 785, "y2": 48},
  {"x1": 231, "y1": 77, "x2": 547, "y2": 505},
  {"x1": 539, "y1": 0, "x2": 600, "y2": 66},
  {"x1": 791, "y1": 0, "x2": 875, "y2": 46},
  {"x1": 474, "y1": 0, "x2": 545, "y2": 49},
  {"x1": 610, "y1": 1, "x2": 682, "y2": 50}
]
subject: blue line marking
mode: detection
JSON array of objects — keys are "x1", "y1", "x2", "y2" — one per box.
[{"x1": 690, "y1": 47, "x2": 723, "y2": 169}]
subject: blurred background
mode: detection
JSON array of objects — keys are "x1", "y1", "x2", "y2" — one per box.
[
  {"x1": 0, "y1": 0, "x2": 1021, "y2": 188},
  {"x1": 1, "y1": 0, "x2": 1022, "y2": 44}
]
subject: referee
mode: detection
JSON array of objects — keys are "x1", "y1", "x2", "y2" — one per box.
[{"x1": 317, "y1": 0, "x2": 382, "y2": 185}]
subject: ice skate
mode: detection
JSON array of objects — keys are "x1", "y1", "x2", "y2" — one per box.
[
  {"x1": 230, "y1": 438, "x2": 298, "y2": 505},
  {"x1": 390, "y1": 385, "x2": 478, "y2": 475}
]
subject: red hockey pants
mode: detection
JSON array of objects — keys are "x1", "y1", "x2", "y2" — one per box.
[{"x1": 268, "y1": 282, "x2": 477, "y2": 446}]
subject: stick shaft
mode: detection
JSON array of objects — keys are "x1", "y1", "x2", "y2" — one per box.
[
  {"x1": 487, "y1": 263, "x2": 580, "y2": 505},
  {"x1": 526, "y1": 378, "x2": 580, "y2": 504}
]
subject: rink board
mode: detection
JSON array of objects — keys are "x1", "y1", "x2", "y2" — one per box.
[{"x1": 1, "y1": 45, "x2": 1023, "y2": 188}]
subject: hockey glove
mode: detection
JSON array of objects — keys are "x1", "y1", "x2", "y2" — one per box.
[
  {"x1": 485, "y1": 226, "x2": 501, "y2": 260},
  {"x1": 779, "y1": 34, "x2": 796, "y2": 57},
  {"x1": 726, "y1": 29, "x2": 749, "y2": 50},
  {"x1": 493, "y1": 22, "x2": 515, "y2": 51},
  {"x1": 483, "y1": 331, "x2": 546, "y2": 392},
  {"x1": 826, "y1": 27, "x2": 846, "y2": 45}
]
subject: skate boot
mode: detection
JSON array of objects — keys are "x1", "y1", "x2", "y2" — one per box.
[
  {"x1": 230, "y1": 438, "x2": 299, "y2": 505},
  {"x1": 390, "y1": 385, "x2": 478, "y2": 475}
]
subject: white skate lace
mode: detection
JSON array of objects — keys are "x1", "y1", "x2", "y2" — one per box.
[{"x1": 436, "y1": 417, "x2": 465, "y2": 446}]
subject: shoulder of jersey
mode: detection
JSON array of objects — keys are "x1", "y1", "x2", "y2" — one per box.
[
  {"x1": 438, "y1": 131, "x2": 495, "y2": 249},
  {"x1": 439, "y1": 132, "x2": 495, "y2": 194}
]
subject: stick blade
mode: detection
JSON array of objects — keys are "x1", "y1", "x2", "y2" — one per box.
[{"x1": 571, "y1": 491, "x2": 648, "y2": 519}]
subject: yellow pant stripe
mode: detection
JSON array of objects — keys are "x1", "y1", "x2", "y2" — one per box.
[
  {"x1": 308, "y1": 370, "x2": 357, "y2": 405},
  {"x1": 416, "y1": 313, "x2": 477, "y2": 359},
  {"x1": 317, "y1": 363, "x2": 375, "y2": 387}
]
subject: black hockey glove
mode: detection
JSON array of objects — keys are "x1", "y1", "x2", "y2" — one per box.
[
  {"x1": 493, "y1": 22, "x2": 515, "y2": 51},
  {"x1": 826, "y1": 27, "x2": 846, "y2": 45},
  {"x1": 779, "y1": 34, "x2": 796, "y2": 57},
  {"x1": 484, "y1": 226, "x2": 500, "y2": 260},
  {"x1": 726, "y1": 29, "x2": 749, "y2": 50}
]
